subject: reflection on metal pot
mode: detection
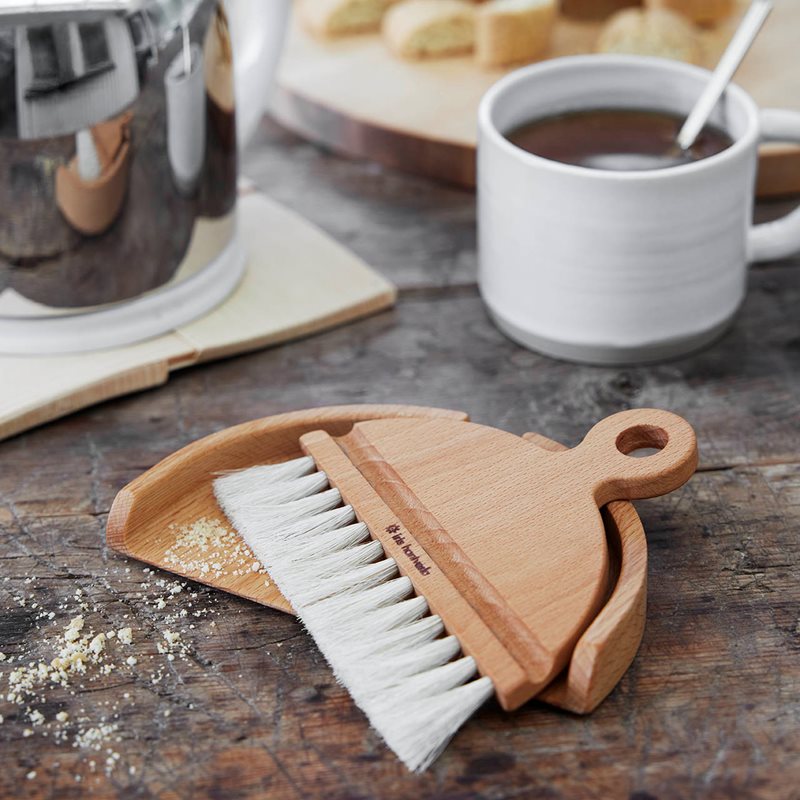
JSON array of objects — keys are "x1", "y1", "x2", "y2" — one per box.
[{"x1": 0, "y1": 0, "x2": 237, "y2": 313}]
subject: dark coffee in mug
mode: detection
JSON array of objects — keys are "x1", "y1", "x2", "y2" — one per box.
[{"x1": 506, "y1": 108, "x2": 734, "y2": 171}]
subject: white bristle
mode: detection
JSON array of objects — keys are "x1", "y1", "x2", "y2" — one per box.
[
  {"x1": 387, "y1": 655, "x2": 482, "y2": 698},
  {"x1": 305, "y1": 595, "x2": 429, "y2": 649},
  {"x1": 223, "y1": 506, "x2": 357, "y2": 554},
  {"x1": 308, "y1": 576, "x2": 415, "y2": 619},
  {"x1": 329, "y1": 621, "x2": 450, "y2": 698},
  {"x1": 334, "y1": 615, "x2": 445, "y2": 672},
  {"x1": 236, "y1": 487, "x2": 344, "y2": 525},
  {"x1": 213, "y1": 463, "x2": 495, "y2": 772},
  {"x1": 282, "y1": 540, "x2": 386, "y2": 585},
  {"x1": 269, "y1": 523, "x2": 372, "y2": 569},
  {"x1": 210, "y1": 471, "x2": 329, "y2": 508},
  {"x1": 215, "y1": 456, "x2": 316, "y2": 483},
  {"x1": 300, "y1": 577, "x2": 421, "y2": 653},
  {"x1": 252, "y1": 472, "x2": 332, "y2": 505},
  {"x1": 292, "y1": 558, "x2": 400, "y2": 606},
  {"x1": 339, "y1": 635, "x2": 463, "y2": 693},
  {"x1": 342, "y1": 615, "x2": 445, "y2": 660},
  {"x1": 280, "y1": 507, "x2": 357, "y2": 540},
  {"x1": 301, "y1": 581, "x2": 426, "y2": 655},
  {"x1": 369, "y1": 676, "x2": 495, "y2": 772}
]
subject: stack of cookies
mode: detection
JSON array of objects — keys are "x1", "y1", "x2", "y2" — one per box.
[
  {"x1": 297, "y1": 0, "x2": 737, "y2": 69},
  {"x1": 597, "y1": 0, "x2": 737, "y2": 65}
]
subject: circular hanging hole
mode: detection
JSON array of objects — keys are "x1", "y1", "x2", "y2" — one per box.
[{"x1": 616, "y1": 424, "x2": 669, "y2": 457}]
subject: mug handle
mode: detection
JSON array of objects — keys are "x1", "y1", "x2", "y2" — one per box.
[
  {"x1": 749, "y1": 109, "x2": 800, "y2": 262},
  {"x1": 227, "y1": 0, "x2": 291, "y2": 149}
]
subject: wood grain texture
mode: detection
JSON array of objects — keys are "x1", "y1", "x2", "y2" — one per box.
[
  {"x1": 108, "y1": 405, "x2": 468, "y2": 614},
  {"x1": 528, "y1": 433, "x2": 649, "y2": 715},
  {"x1": 336, "y1": 418, "x2": 608, "y2": 694},
  {"x1": 301, "y1": 427, "x2": 535, "y2": 707},
  {"x1": 274, "y1": 0, "x2": 800, "y2": 194},
  {"x1": 315, "y1": 411, "x2": 694, "y2": 703},
  {"x1": 109, "y1": 409, "x2": 653, "y2": 716},
  {"x1": 0, "y1": 124, "x2": 798, "y2": 798}
]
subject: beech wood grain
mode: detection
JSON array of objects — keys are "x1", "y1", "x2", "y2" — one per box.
[
  {"x1": 107, "y1": 406, "x2": 676, "y2": 713},
  {"x1": 107, "y1": 405, "x2": 468, "y2": 612}
]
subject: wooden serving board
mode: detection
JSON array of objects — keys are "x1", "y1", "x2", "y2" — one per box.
[
  {"x1": 273, "y1": 0, "x2": 800, "y2": 196},
  {"x1": 0, "y1": 191, "x2": 396, "y2": 442}
]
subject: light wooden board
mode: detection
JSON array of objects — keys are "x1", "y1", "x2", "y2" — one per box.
[
  {"x1": 273, "y1": 0, "x2": 800, "y2": 195},
  {"x1": 0, "y1": 192, "x2": 396, "y2": 442}
]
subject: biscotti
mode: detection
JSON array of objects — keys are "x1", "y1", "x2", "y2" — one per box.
[
  {"x1": 476, "y1": 0, "x2": 556, "y2": 68},
  {"x1": 383, "y1": 0, "x2": 476, "y2": 59},
  {"x1": 596, "y1": 7, "x2": 702, "y2": 64},
  {"x1": 560, "y1": 0, "x2": 642, "y2": 20},
  {"x1": 645, "y1": 0, "x2": 734, "y2": 26},
  {"x1": 300, "y1": 0, "x2": 400, "y2": 37}
]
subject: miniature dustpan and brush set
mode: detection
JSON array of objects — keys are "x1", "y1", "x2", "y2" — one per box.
[{"x1": 108, "y1": 404, "x2": 697, "y2": 771}]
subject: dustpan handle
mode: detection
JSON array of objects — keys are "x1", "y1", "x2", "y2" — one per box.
[{"x1": 569, "y1": 409, "x2": 698, "y2": 506}]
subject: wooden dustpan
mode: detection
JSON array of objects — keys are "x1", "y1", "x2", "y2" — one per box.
[{"x1": 108, "y1": 404, "x2": 695, "y2": 713}]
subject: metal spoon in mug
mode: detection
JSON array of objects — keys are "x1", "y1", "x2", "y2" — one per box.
[
  {"x1": 677, "y1": 0, "x2": 772, "y2": 150},
  {"x1": 585, "y1": 0, "x2": 773, "y2": 172}
]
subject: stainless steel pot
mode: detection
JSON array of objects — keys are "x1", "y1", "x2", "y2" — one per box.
[{"x1": 0, "y1": 0, "x2": 289, "y2": 354}]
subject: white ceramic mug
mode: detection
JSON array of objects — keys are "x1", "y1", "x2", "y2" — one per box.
[{"x1": 478, "y1": 55, "x2": 800, "y2": 365}]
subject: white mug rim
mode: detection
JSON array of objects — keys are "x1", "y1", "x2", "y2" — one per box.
[{"x1": 478, "y1": 54, "x2": 761, "y2": 182}]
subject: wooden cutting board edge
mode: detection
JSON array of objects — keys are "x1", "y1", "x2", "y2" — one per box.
[
  {"x1": 273, "y1": 0, "x2": 800, "y2": 198},
  {"x1": 272, "y1": 85, "x2": 800, "y2": 197},
  {"x1": 272, "y1": 84, "x2": 480, "y2": 188}
]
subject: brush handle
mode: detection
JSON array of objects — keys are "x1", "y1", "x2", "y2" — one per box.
[
  {"x1": 568, "y1": 409, "x2": 698, "y2": 506},
  {"x1": 302, "y1": 409, "x2": 696, "y2": 711}
]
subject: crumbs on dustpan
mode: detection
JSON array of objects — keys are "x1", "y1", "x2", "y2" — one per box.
[{"x1": 164, "y1": 517, "x2": 270, "y2": 586}]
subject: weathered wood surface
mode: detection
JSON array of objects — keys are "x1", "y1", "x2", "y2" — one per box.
[{"x1": 0, "y1": 119, "x2": 799, "y2": 799}]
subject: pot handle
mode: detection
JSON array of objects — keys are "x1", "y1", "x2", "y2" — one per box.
[
  {"x1": 227, "y1": 0, "x2": 291, "y2": 149},
  {"x1": 749, "y1": 109, "x2": 800, "y2": 262}
]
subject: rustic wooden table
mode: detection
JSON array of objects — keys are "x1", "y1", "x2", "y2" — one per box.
[{"x1": 1, "y1": 119, "x2": 799, "y2": 800}]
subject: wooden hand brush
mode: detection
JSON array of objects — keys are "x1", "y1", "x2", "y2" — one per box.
[{"x1": 210, "y1": 408, "x2": 697, "y2": 771}]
